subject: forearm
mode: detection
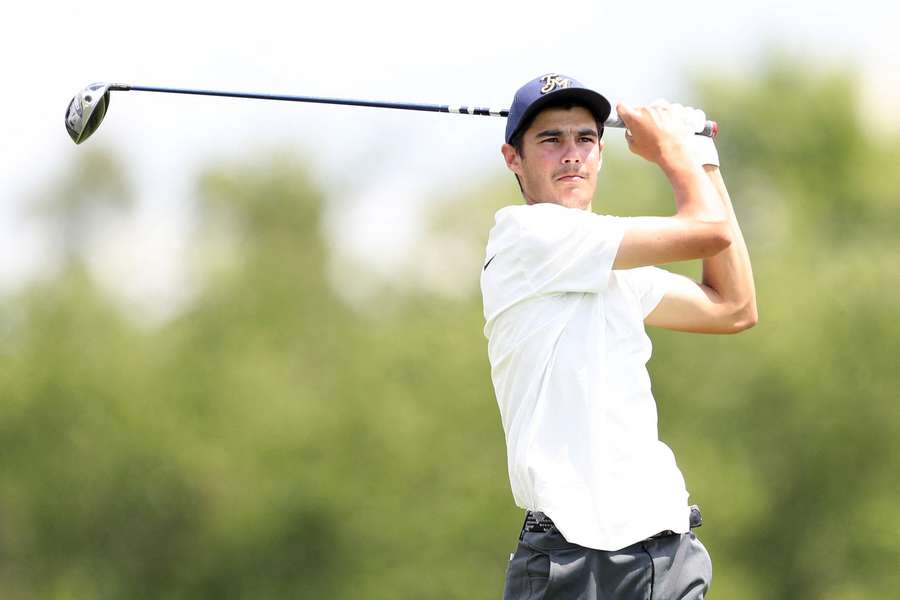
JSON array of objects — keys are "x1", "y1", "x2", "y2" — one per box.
[
  {"x1": 660, "y1": 150, "x2": 729, "y2": 224},
  {"x1": 700, "y1": 165, "x2": 758, "y2": 325}
]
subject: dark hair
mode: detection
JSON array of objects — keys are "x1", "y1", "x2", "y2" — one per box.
[{"x1": 507, "y1": 100, "x2": 604, "y2": 196}]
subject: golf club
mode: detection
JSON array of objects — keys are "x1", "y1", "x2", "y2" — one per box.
[{"x1": 64, "y1": 82, "x2": 719, "y2": 145}]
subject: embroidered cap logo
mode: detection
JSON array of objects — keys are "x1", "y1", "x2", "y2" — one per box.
[{"x1": 539, "y1": 74, "x2": 572, "y2": 94}]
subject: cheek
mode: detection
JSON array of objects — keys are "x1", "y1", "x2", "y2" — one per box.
[
  {"x1": 523, "y1": 155, "x2": 553, "y2": 179},
  {"x1": 588, "y1": 148, "x2": 602, "y2": 171}
]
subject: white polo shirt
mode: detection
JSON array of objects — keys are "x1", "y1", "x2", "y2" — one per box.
[{"x1": 481, "y1": 202, "x2": 692, "y2": 551}]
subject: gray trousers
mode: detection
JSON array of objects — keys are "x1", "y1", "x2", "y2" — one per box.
[{"x1": 503, "y1": 513, "x2": 712, "y2": 600}]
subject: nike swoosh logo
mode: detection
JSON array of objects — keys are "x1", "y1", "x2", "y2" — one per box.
[{"x1": 483, "y1": 255, "x2": 497, "y2": 271}]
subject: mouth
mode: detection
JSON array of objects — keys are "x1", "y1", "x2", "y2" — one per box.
[{"x1": 556, "y1": 174, "x2": 585, "y2": 183}]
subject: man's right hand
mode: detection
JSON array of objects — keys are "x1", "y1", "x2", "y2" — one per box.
[{"x1": 616, "y1": 101, "x2": 698, "y2": 171}]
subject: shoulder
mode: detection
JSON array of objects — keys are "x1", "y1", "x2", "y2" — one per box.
[
  {"x1": 493, "y1": 203, "x2": 556, "y2": 229},
  {"x1": 493, "y1": 203, "x2": 594, "y2": 226},
  {"x1": 487, "y1": 204, "x2": 561, "y2": 247},
  {"x1": 495, "y1": 203, "x2": 619, "y2": 240}
]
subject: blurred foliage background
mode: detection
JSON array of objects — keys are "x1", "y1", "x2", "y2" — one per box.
[{"x1": 1, "y1": 56, "x2": 898, "y2": 599}]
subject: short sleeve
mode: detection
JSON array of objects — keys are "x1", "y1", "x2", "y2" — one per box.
[
  {"x1": 618, "y1": 266, "x2": 685, "y2": 317},
  {"x1": 515, "y1": 203, "x2": 625, "y2": 295}
]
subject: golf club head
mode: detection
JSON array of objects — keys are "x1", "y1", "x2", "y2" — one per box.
[{"x1": 65, "y1": 82, "x2": 111, "y2": 144}]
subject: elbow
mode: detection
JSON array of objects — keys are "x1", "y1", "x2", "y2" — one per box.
[
  {"x1": 728, "y1": 303, "x2": 759, "y2": 333},
  {"x1": 712, "y1": 221, "x2": 733, "y2": 252},
  {"x1": 700, "y1": 220, "x2": 733, "y2": 257}
]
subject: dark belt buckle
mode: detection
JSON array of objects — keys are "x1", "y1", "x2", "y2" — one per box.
[
  {"x1": 649, "y1": 505, "x2": 703, "y2": 541},
  {"x1": 689, "y1": 504, "x2": 703, "y2": 529}
]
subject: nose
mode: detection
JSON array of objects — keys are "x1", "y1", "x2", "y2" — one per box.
[{"x1": 562, "y1": 138, "x2": 581, "y2": 164}]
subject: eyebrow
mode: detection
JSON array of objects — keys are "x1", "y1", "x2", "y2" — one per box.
[{"x1": 535, "y1": 128, "x2": 600, "y2": 139}]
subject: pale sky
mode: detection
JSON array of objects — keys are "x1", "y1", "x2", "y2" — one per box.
[{"x1": 3, "y1": 0, "x2": 898, "y2": 320}]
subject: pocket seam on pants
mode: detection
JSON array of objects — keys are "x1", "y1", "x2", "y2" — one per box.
[{"x1": 525, "y1": 549, "x2": 550, "y2": 597}]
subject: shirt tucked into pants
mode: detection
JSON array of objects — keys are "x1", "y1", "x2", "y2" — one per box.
[{"x1": 503, "y1": 511, "x2": 712, "y2": 600}]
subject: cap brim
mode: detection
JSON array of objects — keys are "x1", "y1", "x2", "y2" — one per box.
[{"x1": 508, "y1": 88, "x2": 611, "y2": 143}]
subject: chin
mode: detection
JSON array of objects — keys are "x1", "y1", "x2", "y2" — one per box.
[
  {"x1": 559, "y1": 192, "x2": 592, "y2": 210},
  {"x1": 553, "y1": 183, "x2": 593, "y2": 207}
]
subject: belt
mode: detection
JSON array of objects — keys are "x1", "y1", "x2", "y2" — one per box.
[{"x1": 521, "y1": 504, "x2": 703, "y2": 541}]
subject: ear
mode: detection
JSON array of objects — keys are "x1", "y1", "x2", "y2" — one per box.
[
  {"x1": 596, "y1": 140, "x2": 605, "y2": 173},
  {"x1": 501, "y1": 143, "x2": 522, "y2": 175}
]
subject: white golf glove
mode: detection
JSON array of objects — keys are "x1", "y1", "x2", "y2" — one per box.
[
  {"x1": 651, "y1": 100, "x2": 720, "y2": 167},
  {"x1": 683, "y1": 105, "x2": 719, "y2": 167}
]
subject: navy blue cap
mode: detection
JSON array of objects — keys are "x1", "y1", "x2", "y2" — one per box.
[{"x1": 505, "y1": 74, "x2": 611, "y2": 144}]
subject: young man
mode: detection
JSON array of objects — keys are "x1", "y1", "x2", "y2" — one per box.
[{"x1": 481, "y1": 74, "x2": 757, "y2": 599}]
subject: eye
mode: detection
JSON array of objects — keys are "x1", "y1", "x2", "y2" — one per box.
[
  {"x1": 580, "y1": 137, "x2": 596, "y2": 143},
  {"x1": 541, "y1": 137, "x2": 559, "y2": 143}
]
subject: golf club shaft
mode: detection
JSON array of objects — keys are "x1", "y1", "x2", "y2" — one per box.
[
  {"x1": 108, "y1": 84, "x2": 718, "y2": 137},
  {"x1": 112, "y1": 84, "x2": 507, "y2": 117}
]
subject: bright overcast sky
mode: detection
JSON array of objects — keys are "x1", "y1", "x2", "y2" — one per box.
[{"x1": 2, "y1": 0, "x2": 898, "y2": 317}]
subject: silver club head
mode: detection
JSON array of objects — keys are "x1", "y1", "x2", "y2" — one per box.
[{"x1": 65, "y1": 82, "x2": 112, "y2": 144}]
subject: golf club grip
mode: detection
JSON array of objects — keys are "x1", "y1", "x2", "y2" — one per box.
[{"x1": 604, "y1": 117, "x2": 718, "y2": 138}]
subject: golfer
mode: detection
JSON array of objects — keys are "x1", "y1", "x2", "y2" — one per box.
[{"x1": 481, "y1": 74, "x2": 757, "y2": 599}]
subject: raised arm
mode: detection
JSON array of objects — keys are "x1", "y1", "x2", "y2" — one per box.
[
  {"x1": 645, "y1": 165, "x2": 758, "y2": 333},
  {"x1": 611, "y1": 102, "x2": 733, "y2": 270},
  {"x1": 610, "y1": 101, "x2": 757, "y2": 334}
]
